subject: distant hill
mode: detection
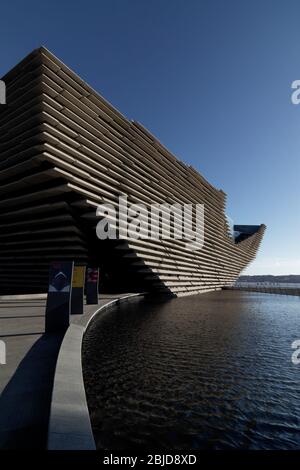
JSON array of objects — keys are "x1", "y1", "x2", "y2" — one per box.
[{"x1": 239, "y1": 275, "x2": 300, "y2": 283}]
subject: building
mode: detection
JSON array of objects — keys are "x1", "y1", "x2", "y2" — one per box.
[{"x1": 0, "y1": 47, "x2": 265, "y2": 296}]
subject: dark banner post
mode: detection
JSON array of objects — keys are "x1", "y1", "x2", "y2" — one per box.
[
  {"x1": 45, "y1": 261, "x2": 73, "y2": 333},
  {"x1": 86, "y1": 267, "x2": 99, "y2": 305},
  {"x1": 70, "y1": 264, "x2": 86, "y2": 315}
]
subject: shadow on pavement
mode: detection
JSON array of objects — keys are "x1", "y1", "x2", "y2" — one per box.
[{"x1": 0, "y1": 333, "x2": 64, "y2": 449}]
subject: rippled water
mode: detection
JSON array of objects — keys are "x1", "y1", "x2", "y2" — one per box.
[{"x1": 82, "y1": 291, "x2": 300, "y2": 449}]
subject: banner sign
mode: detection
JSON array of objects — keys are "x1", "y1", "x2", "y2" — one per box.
[
  {"x1": 45, "y1": 261, "x2": 73, "y2": 333},
  {"x1": 86, "y1": 267, "x2": 99, "y2": 305},
  {"x1": 70, "y1": 265, "x2": 86, "y2": 315}
]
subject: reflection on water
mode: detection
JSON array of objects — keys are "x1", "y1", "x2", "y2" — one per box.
[{"x1": 82, "y1": 291, "x2": 300, "y2": 449}]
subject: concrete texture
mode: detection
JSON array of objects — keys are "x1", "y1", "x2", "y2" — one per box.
[
  {"x1": 0, "y1": 298, "x2": 62, "y2": 449},
  {"x1": 0, "y1": 294, "x2": 142, "y2": 449},
  {"x1": 0, "y1": 46, "x2": 265, "y2": 297},
  {"x1": 0, "y1": 299, "x2": 47, "y2": 396},
  {"x1": 47, "y1": 293, "x2": 144, "y2": 450}
]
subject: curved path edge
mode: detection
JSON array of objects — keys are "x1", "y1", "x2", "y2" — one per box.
[{"x1": 47, "y1": 293, "x2": 144, "y2": 450}]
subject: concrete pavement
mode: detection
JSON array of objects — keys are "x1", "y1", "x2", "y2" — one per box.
[
  {"x1": 0, "y1": 294, "x2": 141, "y2": 449},
  {"x1": 0, "y1": 298, "x2": 62, "y2": 448},
  {"x1": 0, "y1": 298, "x2": 47, "y2": 396}
]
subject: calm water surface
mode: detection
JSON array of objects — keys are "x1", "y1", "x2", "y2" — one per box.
[{"x1": 82, "y1": 291, "x2": 300, "y2": 449}]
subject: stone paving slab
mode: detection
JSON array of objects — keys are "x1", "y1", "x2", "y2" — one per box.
[
  {"x1": 0, "y1": 294, "x2": 135, "y2": 449},
  {"x1": 0, "y1": 300, "x2": 47, "y2": 396}
]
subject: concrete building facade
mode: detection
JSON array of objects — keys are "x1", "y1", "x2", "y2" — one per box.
[{"x1": 0, "y1": 47, "x2": 265, "y2": 296}]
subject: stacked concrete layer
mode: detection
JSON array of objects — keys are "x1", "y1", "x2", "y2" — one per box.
[{"x1": 0, "y1": 47, "x2": 265, "y2": 296}]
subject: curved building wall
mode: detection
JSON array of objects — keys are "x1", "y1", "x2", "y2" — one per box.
[{"x1": 0, "y1": 47, "x2": 265, "y2": 296}]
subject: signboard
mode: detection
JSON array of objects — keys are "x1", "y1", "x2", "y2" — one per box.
[
  {"x1": 86, "y1": 267, "x2": 99, "y2": 305},
  {"x1": 72, "y1": 265, "x2": 85, "y2": 288},
  {"x1": 70, "y1": 265, "x2": 86, "y2": 315},
  {"x1": 45, "y1": 261, "x2": 73, "y2": 333}
]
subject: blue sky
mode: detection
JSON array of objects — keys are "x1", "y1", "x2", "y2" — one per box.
[{"x1": 1, "y1": 0, "x2": 300, "y2": 275}]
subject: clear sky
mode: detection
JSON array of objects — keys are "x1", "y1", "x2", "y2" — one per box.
[{"x1": 1, "y1": 0, "x2": 300, "y2": 275}]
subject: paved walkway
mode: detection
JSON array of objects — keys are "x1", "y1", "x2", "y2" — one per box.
[{"x1": 0, "y1": 294, "x2": 131, "y2": 449}]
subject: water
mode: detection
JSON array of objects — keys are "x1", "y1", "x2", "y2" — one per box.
[{"x1": 82, "y1": 291, "x2": 300, "y2": 449}]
